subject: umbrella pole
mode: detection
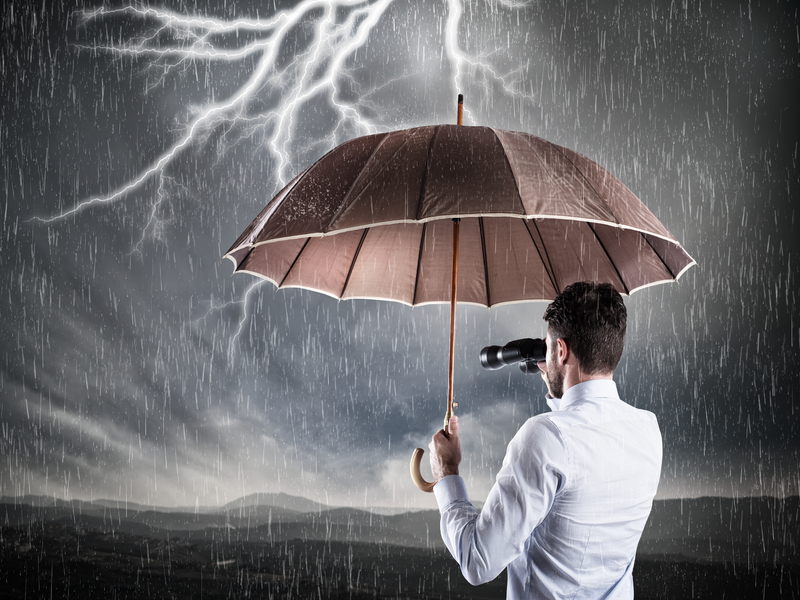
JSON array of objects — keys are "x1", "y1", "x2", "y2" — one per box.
[
  {"x1": 410, "y1": 218, "x2": 460, "y2": 493},
  {"x1": 446, "y1": 93, "x2": 463, "y2": 426},
  {"x1": 445, "y1": 218, "x2": 460, "y2": 429},
  {"x1": 410, "y1": 95, "x2": 464, "y2": 493}
]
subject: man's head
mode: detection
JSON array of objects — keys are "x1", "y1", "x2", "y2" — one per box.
[{"x1": 542, "y1": 281, "x2": 627, "y2": 383}]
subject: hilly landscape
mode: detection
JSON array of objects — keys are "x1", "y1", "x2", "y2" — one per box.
[{"x1": 1, "y1": 493, "x2": 797, "y2": 598}]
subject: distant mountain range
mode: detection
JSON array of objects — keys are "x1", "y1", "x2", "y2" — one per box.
[
  {"x1": 2, "y1": 493, "x2": 797, "y2": 565},
  {"x1": 0, "y1": 491, "x2": 413, "y2": 517},
  {"x1": 0, "y1": 491, "x2": 441, "y2": 548}
]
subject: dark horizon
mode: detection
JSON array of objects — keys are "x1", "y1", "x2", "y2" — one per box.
[
  {"x1": 4, "y1": 491, "x2": 798, "y2": 556},
  {"x1": 3, "y1": 487, "x2": 799, "y2": 513},
  {"x1": 3, "y1": 491, "x2": 797, "y2": 596}
]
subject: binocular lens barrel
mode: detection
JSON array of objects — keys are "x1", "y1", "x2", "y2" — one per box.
[{"x1": 479, "y1": 338, "x2": 547, "y2": 372}]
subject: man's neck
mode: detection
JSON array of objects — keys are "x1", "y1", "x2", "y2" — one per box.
[{"x1": 562, "y1": 369, "x2": 614, "y2": 395}]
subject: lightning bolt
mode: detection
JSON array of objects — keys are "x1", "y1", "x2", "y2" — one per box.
[
  {"x1": 129, "y1": 175, "x2": 188, "y2": 258},
  {"x1": 190, "y1": 279, "x2": 262, "y2": 362},
  {"x1": 444, "y1": 0, "x2": 533, "y2": 125},
  {"x1": 35, "y1": 0, "x2": 395, "y2": 226},
  {"x1": 40, "y1": 0, "x2": 537, "y2": 347}
]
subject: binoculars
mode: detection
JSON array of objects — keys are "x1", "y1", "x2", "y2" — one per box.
[{"x1": 480, "y1": 338, "x2": 546, "y2": 375}]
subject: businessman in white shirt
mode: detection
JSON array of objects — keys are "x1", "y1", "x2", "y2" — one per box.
[{"x1": 429, "y1": 281, "x2": 662, "y2": 599}]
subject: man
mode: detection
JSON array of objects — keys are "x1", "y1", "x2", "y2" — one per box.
[{"x1": 429, "y1": 282, "x2": 662, "y2": 599}]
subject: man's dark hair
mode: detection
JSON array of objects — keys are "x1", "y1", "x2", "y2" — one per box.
[{"x1": 543, "y1": 281, "x2": 627, "y2": 374}]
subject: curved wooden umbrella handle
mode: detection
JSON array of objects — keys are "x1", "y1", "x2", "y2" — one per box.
[{"x1": 410, "y1": 448, "x2": 436, "y2": 493}]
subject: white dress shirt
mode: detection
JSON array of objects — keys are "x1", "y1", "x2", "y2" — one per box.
[{"x1": 434, "y1": 380, "x2": 662, "y2": 599}]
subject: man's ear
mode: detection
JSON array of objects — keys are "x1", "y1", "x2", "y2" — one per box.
[{"x1": 556, "y1": 338, "x2": 569, "y2": 365}]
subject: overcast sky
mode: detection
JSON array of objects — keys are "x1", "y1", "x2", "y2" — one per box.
[{"x1": 1, "y1": 0, "x2": 798, "y2": 510}]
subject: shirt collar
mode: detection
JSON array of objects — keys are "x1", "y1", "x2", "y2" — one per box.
[{"x1": 546, "y1": 379, "x2": 619, "y2": 412}]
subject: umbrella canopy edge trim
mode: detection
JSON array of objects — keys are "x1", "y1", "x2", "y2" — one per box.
[
  {"x1": 226, "y1": 268, "x2": 692, "y2": 304},
  {"x1": 229, "y1": 268, "x2": 281, "y2": 289},
  {"x1": 674, "y1": 260, "x2": 697, "y2": 280},
  {"x1": 627, "y1": 266, "x2": 696, "y2": 295},
  {"x1": 223, "y1": 253, "x2": 243, "y2": 269},
  {"x1": 640, "y1": 232, "x2": 697, "y2": 280},
  {"x1": 224, "y1": 213, "x2": 692, "y2": 256}
]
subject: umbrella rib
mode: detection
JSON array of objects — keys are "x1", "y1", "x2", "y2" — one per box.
[
  {"x1": 588, "y1": 223, "x2": 630, "y2": 295},
  {"x1": 642, "y1": 234, "x2": 677, "y2": 279},
  {"x1": 478, "y1": 217, "x2": 492, "y2": 307},
  {"x1": 278, "y1": 238, "x2": 312, "y2": 288},
  {"x1": 327, "y1": 129, "x2": 426, "y2": 232},
  {"x1": 489, "y1": 128, "x2": 526, "y2": 215},
  {"x1": 325, "y1": 133, "x2": 389, "y2": 232},
  {"x1": 233, "y1": 246, "x2": 255, "y2": 271},
  {"x1": 415, "y1": 126, "x2": 441, "y2": 221},
  {"x1": 547, "y1": 141, "x2": 623, "y2": 226},
  {"x1": 340, "y1": 228, "x2": 369, "y2": 298},
  {"x1": 526, "y1": 220, "x2": 559, "y2": 293},
  {"x1": 411, "y1": 222, "x2": 427, "y2": 306},
  {"x1": 225, "y1": 172, "x2": 305, "y2": 255}
]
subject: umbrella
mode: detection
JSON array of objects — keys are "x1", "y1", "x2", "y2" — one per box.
[{"x1": 224, "y1": 96, "x2": 695, "y2": 492}]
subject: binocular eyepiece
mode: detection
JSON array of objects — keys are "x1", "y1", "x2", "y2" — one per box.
[{"x1": 480, "y1": 338, "x2": 546, "y2": 375}]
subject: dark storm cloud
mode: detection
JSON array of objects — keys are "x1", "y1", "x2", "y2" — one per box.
[{"x1": 1, "y1": 0, "x2": 798, "y2": 508}]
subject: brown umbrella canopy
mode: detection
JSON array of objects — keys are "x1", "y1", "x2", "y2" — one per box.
[{"x1": 225, "y1": 125, "x2": 694, "y2": 305}]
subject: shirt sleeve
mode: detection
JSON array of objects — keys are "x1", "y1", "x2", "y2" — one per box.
[{"x1": 433, "y1": 417, "x2": 570, "y2": 586}]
